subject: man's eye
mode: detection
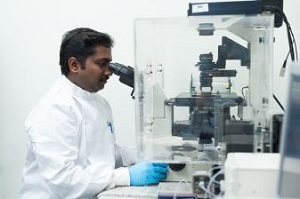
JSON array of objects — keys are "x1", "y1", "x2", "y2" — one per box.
[{"x1": 97, "y1": 62, "x2": 109, "y2": 68}]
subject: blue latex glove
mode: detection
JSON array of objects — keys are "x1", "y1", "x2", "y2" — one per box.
[{"x1": 129, "y1": 162, "x2": 168, "y2": 186}]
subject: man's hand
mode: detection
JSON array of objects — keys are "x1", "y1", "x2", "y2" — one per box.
[{"x1": 129, "y1": 162, "x2": 168, "y2": 186}]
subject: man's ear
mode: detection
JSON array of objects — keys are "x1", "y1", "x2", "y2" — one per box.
[{"x1": 68, "y1": 57, "x2": 80, "y2": 73}]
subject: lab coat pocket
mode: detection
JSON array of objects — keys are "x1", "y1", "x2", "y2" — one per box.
[{"x1": 83, "y1": 120, "x2": 115, "y2": 164}]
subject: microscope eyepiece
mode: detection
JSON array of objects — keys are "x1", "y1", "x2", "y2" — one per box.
[{"x1": 109, "y1": 62, "x2": 134, "y2": 88}]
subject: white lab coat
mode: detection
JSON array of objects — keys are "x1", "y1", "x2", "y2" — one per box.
[{"x1": 19, "y1": 76, "x2": 136, "y2": 199}]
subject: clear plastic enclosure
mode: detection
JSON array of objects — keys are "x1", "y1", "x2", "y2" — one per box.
[{"x1": 134, "y1": 15, "x2": 274, "y2": 165}]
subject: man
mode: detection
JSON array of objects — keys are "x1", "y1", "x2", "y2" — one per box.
[{"x1": 19, "y1": 28, "x2": 168, "y2": 199}]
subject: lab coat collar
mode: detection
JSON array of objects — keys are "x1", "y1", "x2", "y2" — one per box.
[{"x1": 61, "y1": 75, "x2": 96, "y2": 100}]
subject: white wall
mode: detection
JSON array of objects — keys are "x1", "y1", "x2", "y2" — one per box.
[{"x1": 0, "y1": 1, "x2": 299, "y2": 198}]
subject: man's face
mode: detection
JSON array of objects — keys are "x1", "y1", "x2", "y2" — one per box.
[{"x1": 74, "y1": 46, "x2": 112, "y2": 92}]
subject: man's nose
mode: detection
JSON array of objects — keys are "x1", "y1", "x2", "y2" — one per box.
[{"x1": 105, "y1": 67, "x2": 113, "y2": 76}]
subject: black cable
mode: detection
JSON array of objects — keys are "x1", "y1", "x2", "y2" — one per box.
[
  {"x1": 232, "y1": 115, "x2": 237, "y2": 120},
  {"x1": 263, "y1": 5, "x2": 296, "y2": 112},
  {"x1": 241, "y1": 86, "x2": 249, "y2": 100},
  {"x1": 263, "y1": 5, "x2": 298, "y2": 61},
  {"x1": 289, "y1": 23, "x2": 298, "y2": 61},
  {"x1": 273, "y1": 94, "x2": 285, "y2": 112},
  {"x1": 286, "y1": 24, "x2": 295, "y2": 61},
  {"x1": 279, "y1": 51, "x2": 290, "y2": 77}
]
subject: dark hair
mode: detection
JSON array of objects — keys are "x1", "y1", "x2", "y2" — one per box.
[{"x1": 59, "y1": 27, "x2": 114, "y2": 76}]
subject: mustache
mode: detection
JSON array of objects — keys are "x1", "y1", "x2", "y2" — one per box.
[{"x1": 100, "y1": 76, "x2": 110, "y2": 82}]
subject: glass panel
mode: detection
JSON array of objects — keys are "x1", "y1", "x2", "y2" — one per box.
[{"x1": 134, "y1": 15, "x2": 274, "y2": 167}]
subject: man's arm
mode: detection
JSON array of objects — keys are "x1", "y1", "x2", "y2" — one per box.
[
  {"x1": 114, "y1": 144, "x2": 138, "y2": 168},
  {"x1": 27, "y1": 104, "x2": 129, "y2": 199}
]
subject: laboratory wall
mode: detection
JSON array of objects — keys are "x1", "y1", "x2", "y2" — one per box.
[{"x1": 0, "y1": 0, "x2": 299, "y2": 198}]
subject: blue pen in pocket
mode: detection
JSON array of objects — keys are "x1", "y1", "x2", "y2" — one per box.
[{"x1": 107, "y1": 121, "x2": 113, "y2": 134}]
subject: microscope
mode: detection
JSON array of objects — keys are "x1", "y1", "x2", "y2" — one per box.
[
  {"x1": 168, "y1": 36, "x2": 253, "y2": 154},
  {"x1": 110, "y1": 10, "x2": 278, "y2": 199},
  {"x1": 132, "y1": 12, "x2": 276, "y2": 198}
]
